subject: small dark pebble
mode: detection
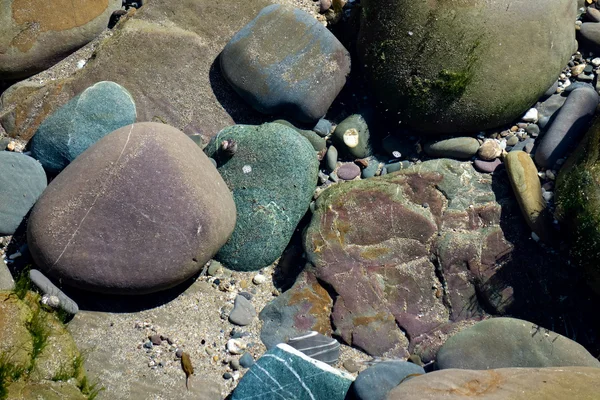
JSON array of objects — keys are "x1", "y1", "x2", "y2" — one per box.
[
  {"x1": 176, "y1": 349, "x2": 184, "y2": 358},
  {"x1": 143, "y1": 341, "x2": 153, "y2": 349},
  {"x1": 223, "y1": 372, "x2": 233, "y2": 380},
  {"x1": 239, "y1": 352, "x2": 254, "y2": 368},
  {"x1": 213, "y1": 278, "x2": 221, "y2": 286},
  {"x1": 149, "y1": 334, "x2": 162, "y2": 345}
]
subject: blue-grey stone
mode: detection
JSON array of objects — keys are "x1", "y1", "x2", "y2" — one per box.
[
  {"x1": 239, "y1": 352, "x2": 255, "y2": 368},
  {"x1": 332, "y1": 114, "x2": 371, "y2": 159},
  {"x1": 220, "y1": 5, "x2": 350, "y2": 123},
  {"x1": 525, "y1": 124, "x2": 540, "y2": 137},
  {"x1": 232, "y1": 343, "x2": 354, "y2": 400},
  {"x1": 30, "y1": 81, "x2": 136, "y2": 173},
  {"x1": 536, "y1": 93, "x2": 567, "y2": 129},
  {"x1": 313, "y1": 119, "x2": 333, "y2": 137},
  {"x1": 510, "y1": 138, "x2": 536, "y2": 153},
  {"x1": 535, "y1": 86, "x2": 599, "y2": 168},
  {"x1": 0, "y1": 152, "x2": 47, "y2": 235},
  {"x1": 287, "y1": 331, "x2": 340, "y2": 365},
  {"x1": 424, "y1": 137, "x2": 480, "y2": 160},
  {"x1": 326, "y1": 145, "x2": 338, "y2": 171},
  {"x1": 229, "y1": 294, "x2": 257, "y2": 326},
  {"x1": 347, "y1": 361, "x2": 425, "y2": 400},
  {"x1": 29, "y1": 269, "x2": 79, "y2": 315},
  {"x1": 361, "y1": 158, "x2": 379, "y2": 179}
]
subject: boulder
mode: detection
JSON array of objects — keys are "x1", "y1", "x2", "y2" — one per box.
[
  {"x1": 357, "y1": 0, "x2": 576, "y2": 133},
  {"x1": 303, "y1": 159, "x2": 514, "y2": 359},
  {"x1": 0, "y1": 0, "x2": 121, "y2": 79},
  {"x1": 205, "y1": 123, "x2": 318, "y2": 271},
  {"x1": 220, "y1": 5, "x2": 350, "y2": 123},
  {"x1": 27, "y1": 122, "x2": 236, "y2": 294},
  {"x1": 30, "y1": 81, "x2": 136, "y2": 173},
  {"x1": 437, "y1": 317, "x2": 600, "y2": 370},
  {"x1": 386, "y1": 367, "x2": 600, "y2": 400},
  {"x1": 0, "y1": 152, "x2": 46, "y2": 235}
]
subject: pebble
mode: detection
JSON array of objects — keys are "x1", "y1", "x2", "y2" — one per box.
[
  {"x1": 473, "y1": 158, "x2": 503, "y2": 173},
  {"x1": 239, "y1": 352, "x2": 255, "y2": 368},
  {"x1": 227, "y1": 338, "x2": 246, "y2": 354},
  {"x1": 230, "y1": 359, "x2": 241, "y2": 370},
  {"x1": 424, "y1": 137, "x2": 480, "y2": 160},
  {"x1": 252, "y1": 274, "x2": 267, "y2": 285},
  {"x1": 150, "y1": 335, "x2": 162, "y2": 345},
  {"x1": 29, "y1": 269, "x2": 79, "y2": 315},
  {"x1": 175, "y1": 349, "x2": 184, "y2": 358},
  {"x1": 361, "y1": 158, "x2": 380, "y2": 179},
  {"x1": 343, "y1": 359, "x2": 360, "y2": 373},
  {"x1": 478, "y1": 140, "x2": 503, "y2": 160},
  {"x1": 525, "y1": 124, "x2": 540, "y2": 137},
  {"x1": 571, "y1": 64, "x2": 586, "y2": 76},
  {"x1": 348, "y1": 361, "x2": 425, "y2": 400},
  {"x1": 223, "y1": 372, "x2": 233, "y2": 380},
  {"x1": 337, "y1": 162, "x2": 361, "y2": 180},
  {"x1": 326, "y1": 145, "x2": 338, "y2": 171},
  {"x1": 506, "y1": 135, "x2": 519, "y2": 146},
  {"x1": 143, "y1": 341, "x2": 153, "y2": 349},
  {"x1": 592, "y1": 57, "x2": 600, "y2": 67},
  {"x1": 229, "y1": 294, "x2": 257, "y2": 326},
  {"x1": 521, "y1": 108, "x2": 539, "y2": 122},
  {"x1": 313, "y1": 118, "x2": 333, "y2": 137}
]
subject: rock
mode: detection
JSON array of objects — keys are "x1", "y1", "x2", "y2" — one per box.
[
  {"x1": 361, "y1": 158, "x2": 380, "y2": 179},
  {"x1": 0, "y1": 0, "x2": 121, "y2": 79},
  {"x1": 579, "y1": 22, "x2": 600, "y2": 51},
  {"x1": 229, "y1": 294, "x2": 257, "y2": 326},
  {"x1": 587, "y1": 6, "x2": 600, "y2": 22},
  {"x1": 252, "y1": 274, "x2": 267, "y2": 285},
  {"x1": 29, "y1": 269, "x2": 79, "y2": 315},
  {"x1": 30, "y1": 81, "x2": 137, "y2": 173},
  {"x1": 337, "y1": 163, "x2": 361, "y2": 180},
  {"x1": 27, "y1": 122, "x2": 236, "y2": 294},
  {"x1": 227, "y1": 338, "x2": 247, "y2": 354},
  {"x1": 510, "y1": 138, "x2": 536, "y2": 153},
  {"x1": 332, "y1": 114, "x2": 371, "y2": 159},
  {"x1": 521, "y1": 108, "x2": 538, "y2": 123},
  {"x1": 0, "y1": 263, "x2": 15, "y2": 291},
  {"x1": 207, "y1": 260, "x2": 223, "y2": 277},
  {"x1": 386, "y1": 367, "x2": 600, "y2": 399},
  {"x1": 357, "y1": 0, "x2": 576, "y2": 133},
  {"x1": 535, "y1": 86, "x2": 599, "y2": 168},
  {"x1": 239, "y1": 352, "x2": 254, "y2": 368},
  {"x1": 477, "y1": 140, "x2": 502, "y2": 161},
  {"x1": 205, "y1": 123, "x2": 318, "y2": 271},
  {"x1": 326, "y1": 145, "x2": 339, "y2": 171},
  {"x1": 555, "y1": 118, "x2": 600, "y2": 294},
  {"x1": 313, "y1": 118, "x2": 333, "y2": 137},
  {"x1": 0, "y1": 291, "x2": 35, "y2": 371},
  {"x1": 6, "y1": 381, "x2": 88, "y2": 400},
  {"x1": 505, "y1": 151, "x2": 551, "y2": 241},
  {"x1": 220, "y1": 4, "x2": 351, "y2": 123},
  {"x1": 0, "y1": 0, "x2": 274, "y2": 144},
  {"x1": 525, "y1": 124, "x2": 540, "y2": 137},
  {"x1": 536, "y1": 93, "x2": 568, "y2": 129},
  {"x1": 473, "y1": 158, "x2": 502, "y2": 173},
  {"x1": 231, "y1": 343, "x2": 354, "y2": 400},
  {"x1": 347, "y1": 361, "x2": 425, "y2": 400},
  {"x1": 260, "y1": 271, "x2": 333, "y2": 350},
  {"x1": 303, "y1": 159, "x2": 514, "y2": 359},
  {"x1": 424, "y1": 137, "x2": 480, "y2": 160},
  {"x1": 287, "y1": 331, "x2": 340, "y2": 365},
  {"x1": 273, "y1": 120, "x2": 326, "y2": 151},
  {"x1": 437, "y1": 317, "x2": 600, "y2": 369},
  {"x1": 0, "y1": 152, "x2": 47, "y2": 235}
]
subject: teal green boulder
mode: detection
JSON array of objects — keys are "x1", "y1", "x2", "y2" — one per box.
[
  {"x1": 357, "y1": 0, "x2": 576, "y2": 134},
  {"x1": 30, "y1": 81, "x2": 136, "y2": 173},
  {"x1": 232, "y1": 343, "x2": 354, "y2": 400},
  {"x1": 205, "y1": 123, "x2": 318, "y2": 271},
  {"x1": 555, "y1": 117, "x2": 600, "y2": 295}
]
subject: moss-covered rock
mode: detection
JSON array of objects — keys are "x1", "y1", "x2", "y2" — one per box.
[
  {"x1": 6, "y1": 380, "x2": 87, "y2": 400},
  {"x1": 357, "y1": 0, "x2": 576, "y2": 134}
]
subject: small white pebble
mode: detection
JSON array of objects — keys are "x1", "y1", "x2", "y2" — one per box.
[
  {"x1": 77, "y1": 60, "x2": 86, "y2": 69},
  {"x1": 343, "y1": 128, "x2": 360, "y2": 148},
  {"x1": 252, "y1": 274, "x2": 267, "y2": 285},
  {"x1": 522, "y1": 108, "x2": 538, "y2": 123},
  {"x1": 592, "y1": 57, "x2": 600, "y2": 67},
  {"x1": 545, "y1": 170, "x2": 556, "y2": 180},
  {"x1": 227, "y1": 339, "x2": 246, "y2": 355},
  {"x1": 242, "y1": 165, "x2": 252, "y2": 174},
  {"x1": 537, "y1": 171, "x2": 546, "y2": 179},
  {"x1": 531, "y1": 232, "x2": 540, "y2": 242}
]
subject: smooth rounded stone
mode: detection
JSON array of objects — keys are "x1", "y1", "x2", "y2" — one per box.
[
  {"x1": 521, "y1": 108, "x2": 538, "y2": 123},
  {"x1": 437, "y1": 317, "x2": 600, "y2": 369},
  {"x1": 30, "y1": 81, "x2": 136, "y2": 173},
  {"x1": 205, "y1": 123, "x2": 319, "y2": 271},
  {"x1": 27, "y1": 122, "x2": 236, "y2": 294},
  {"x1": 229, "y1": 294, "x2": 257, "y2": 326},
  {"x1": 424, "y1": 137, "x2": 480, "y2": 160},
  {"x1": 343, "y1": 359, "x2": 360, "y2": 373},
  {"x1": 313, "y1": 118, "x2": 333, "y2": 137},
  {"x1": 536, "y1": 93, "x2": 568, "y2": 129},
  {"x1": 525, "y1": 123, "x2": 540, "y2": 137},
  {"x1": 287, "y1": 331, "x2": 340, "y2": 365},
  {"x1": 347, "y1": 361, "x2": 425, "y2": 400},
  {"x1": 0, "y1": 0, "x2": 121, "y2": 79},
  {"x1": 239, "y1": 352, "x2": 254, "y2": 368},
  {"x1": 231, "y1": 344, "x2": 354, "y2": 400},
  {"x1": 473, "y1": 158, "x2": 502, "y2": 173},
  {"x1": 477, "y1": 140, "x2": 502, "y2": 161},
  {"x1": 273, "y1": 120, "x2": 326, "y2": 151},
  {"x1": 509, "y1": 137, "x2": 535, "y2": 153},
  {"x1": 579, "y1": 22, "x2": 600, "y2": 50},
  {"x1": 0, "y1": 262, "x2": 15, "y2": 291},
  {"x1": 220, "y1": 4, "x2": 351, "y2": 123},
  {"x1": 252, "y1": 274, "x2": 267, "y2": 285},
  {"x1": 357, "y1": 0, "x2": 576, "y2": 134},
  {"x1": 337, "y1": 163, "x2": 361, "y2": 180},
  {"x1": 0, "y1": 152, "x2": 47, "y2": 235},
  {"x1": 29, "y1": 269, "x2": 79, "y2": 315},
  {"x1": 535, "y1": 86, "x2": 599, "y2": 168},
  {"x1": 326, "y1": 145, "x2": 339, "y2": 171},
  {"x1": 332, "y1": 114, "x2": 371, "y2": 159},
  {"x1": 207, "y1": 260, "x2": 223, "y2": 276},
  {"x1": 587, "y1": 6, "x2": 600, "y2": 22},
  {"x1": 505, "y1": 151, "x2": 550, "y2": 241},
  {"x1": 227, "y1": 338, "x2": 247, "y2": 354},
  {"x1": 361, "y1": 158, "x2": 379, "y2": 179},
  {"x1": 387, "y1": 367, "x2": 600, "y2": 400},
  {"x1": 505, "y1": 135, "x2": 519, "y2": 146}
]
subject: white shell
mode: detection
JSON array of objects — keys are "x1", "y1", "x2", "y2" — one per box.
[{"x1": 343, "y1": 129, "x2": 360, "y2": 148}]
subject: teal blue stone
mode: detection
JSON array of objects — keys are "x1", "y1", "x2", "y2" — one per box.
[
  {"x1": 273, "y1": 120, "x2": 326, "y2": 151},
  {"x1": 232, "y1": 344, "x2": 354, "y2": 400},
  {"x1": 205, "y1": 123, "x2": 318, "y2": 271},
  {"x1": 31, "y1": 81, "x2": 136, "y2": 173}
]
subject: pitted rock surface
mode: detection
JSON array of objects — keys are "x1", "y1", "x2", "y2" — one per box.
[{"x1": 303, "y1": 159, "x2": 514, "y2": 359}]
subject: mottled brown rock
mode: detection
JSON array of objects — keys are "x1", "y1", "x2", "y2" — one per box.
[
  {"x1": 386, "y1": 367, "x2": 600, "y2": 399},
  {"x1": 27, "y1": 122, "x2": 236, "y2": 294}
]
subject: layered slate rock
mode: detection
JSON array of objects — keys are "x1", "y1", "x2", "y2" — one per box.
[
  {"x1": 220, "y1": 4, "x2": 350, "y2": 123},
  {"x1": 30, "y1": 81, "x2": 136, "y2": 173},
  {"x1": 387, "y1": 367, "x2": 600, "y2": 400},
  {"x1": 0, "y1": 152, "x2": 46, "y2": 235},
  {"x1": 0, "y1": 0, "x2": 121, "y2": 79},
  {"x1": 205, "y1": 123, "x2": 318, "y2": 271},
  {"x1": 437, "y1": 317, "x2": 600, "y2": 370},
  {"x1": 231, "y1": 344, "x2": 354, "y2": 400},
  {"x1": 555, "y1": 117, "x2": 600, "y2": 294},
  {"x1": 0, "y1": 0, "x2": 272, "y2": 143},
  {"x1": 287, "y1": 331, "x2": 340, "y2": 365},
  {"x1": 357, "y1": 0, "x2": 576, "y2": 133},
  {"x1": 27, "y1": 122, "x2": 236, "y2": 294},
  {"x1": 303, "y1": 159, "x2": 514, "y2": 359}
]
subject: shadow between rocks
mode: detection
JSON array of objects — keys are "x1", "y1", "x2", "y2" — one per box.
[{"x1": 487, "y1": 167, "x2": 600, "y2": 357}]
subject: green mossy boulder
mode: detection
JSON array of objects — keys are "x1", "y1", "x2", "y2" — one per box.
[{"x1": 357, "y1": 0, "x2": 576, "y2": 134}]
